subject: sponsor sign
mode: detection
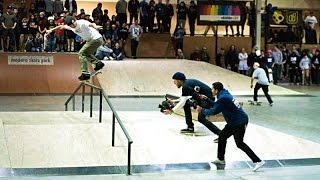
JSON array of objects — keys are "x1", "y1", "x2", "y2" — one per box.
[{"x1": 8, "y1": 56, "x2": 54, "y2": 65}]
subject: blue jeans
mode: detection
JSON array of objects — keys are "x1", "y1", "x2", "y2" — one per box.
[
  {"x1": 46, "y1": 35, "x2": 55, "y2": 52},
  {"x1": 96, "y1": 51, "x2": 111, "y2": 60}
]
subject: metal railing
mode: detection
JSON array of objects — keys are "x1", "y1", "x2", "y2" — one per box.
[{"x1": 64, "y1": 81, "x2": 133, "y2": 175}]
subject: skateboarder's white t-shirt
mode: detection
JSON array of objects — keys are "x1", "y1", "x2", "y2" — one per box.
[
  {"x1": 64, "y1": 19, "x2": 101, "y2": 41},
  {"x1": 252, "y1": 68, "x2": 269, "y2": 85}
]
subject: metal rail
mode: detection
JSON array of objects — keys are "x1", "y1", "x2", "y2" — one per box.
[{"x1": 64, "y1": 81, "x2": 133, "y2": 175}]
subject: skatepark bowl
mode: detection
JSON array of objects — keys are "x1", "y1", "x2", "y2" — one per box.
[{"x1": 1, "y1": 57, "x2": 320, "y2": 179}]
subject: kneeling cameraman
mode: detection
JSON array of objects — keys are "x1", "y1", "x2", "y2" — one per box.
[{"x1": 163, "y1": 72, "x2": 221, "y2": 139}]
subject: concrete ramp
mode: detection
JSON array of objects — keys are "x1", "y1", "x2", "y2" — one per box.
[{"x1": 98, "y1": 60, "x2": 303, "y2": 96}]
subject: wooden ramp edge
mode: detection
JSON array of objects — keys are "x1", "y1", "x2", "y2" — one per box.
[{"x1": 97, "y1": 60, "x2": 303, "y2": 96}]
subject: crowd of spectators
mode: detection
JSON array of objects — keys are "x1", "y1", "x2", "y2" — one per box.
[{"x1": 210, "y1": 44, "x2": 320, "y2": 86}]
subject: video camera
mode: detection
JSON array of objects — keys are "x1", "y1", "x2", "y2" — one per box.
[
  {"x1": 158, "y1": 95, "x2": 175, "y2": 113},
  {"x1": 158, "y1": 86, "x2": 202, "y2": 112}
]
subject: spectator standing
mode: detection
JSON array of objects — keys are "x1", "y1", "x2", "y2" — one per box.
[
  {"x1": 101, "y1": 9, "x2": 110, "y2": 24},
  {"x1": 56, "y1": 13, "x2": 66, "y2": 52},
  {"x1": 45, "y1": 16, "x2": 56, "y2": 52},
  {"x1": 36, "y1": 0, "x2": 46, "y2": 13},
  {"x1": 18, "y1": 1, "x2": 28, "y2": 19},
  {"x1": 272, "y1": 45, "x2": 283, "y2": 84},
  {"x1": 0, "y1": 12, "x2": 5, "y2": 51},
  {"x1": 129, "y1": 19, "x2": 142, "y2": 59},
  {"x1": 288, "y1": 49, "x2": 300, "y2": 85},
  {"x1": 248, "y1": 2, "x2": 256, "y2": 37},
  {"x1": 103, "y1": 20, "x2": 112, "y2": 40},
  {"x1": 236, "y1": 2, "x2": 247, "y2": 37},
  {"x1": 29, "y1": 14, "x2": 38, "y2": 38},
  {"x1": 238, "y1": 48, "x2": 249, "y2": 75},
  {"x1": 92, "y1": 3, "x2": 103, "y2": 21},
  {"x1": 305, "y1": 11, "x2": 318, "y2": 29},
  {"x1": 2, "y1": 6, "x2": 17, "y2": 52},
  {"x1": 155, "y1": 0, "x2": 166, "y2": 33},
  {"x1": 128, "y1": 0, "x2": 139, "y2": 25},
  {"x1": 65, "y1": 0, "x2": 78, "y2": 14},
  {"x1": 311, "y1": 49, "x2": 320, "y2": 85},
  {"x1": 116, "y1": 0, "x2": 128, "y2": 25},
  {"x1": 148, "y1": 0, "x2": 156, "y2": 33},
  {"x1": 139, "y1": 0, "x2": 149, "y2": 33},
  {"x1": 216, "y1": 48, "x2": 227, "y2": 68},
  {"x1": 300, "y1": 54, "x2": 311, "y2": 85},
  {"x1": 174, "y1": 25, "x2": 184, "y2": 55},
  {"x1": 176, "y1": 1, "x2": 188, "y2": 32},
  {"x1": 29, "y1": 3, "x2": 36, "y2": 15},
  {"x1": 38, "y1": 12, "x2": 47, "y2": 49},
  {"x1": 164, "y1": 0, "x2": 174, "y2": 33},
  {"x1": 19, "y1": 17, "x2": 29, "y2": 52},
  {"x1": 13, "y1": 8, "x2": 21, "y2": 52},
  {"x1": 119, "y1": 22, "x2": 129, "y2": 56},
  {"x1": 227, "y1": 45, "x2": 238, "y2": 72},
  {"x1": 54, "y1": 0, "x2": 64, "y2": 16},
  {"x1": 188, "y1": 1, "x2": 197, "y2": 36},
  {"x1": 44, "y1": 0, "x2": 54, "y2": 17},
  {"x1": 200, "y1": 47, "x2": 210, "y2": 63}
]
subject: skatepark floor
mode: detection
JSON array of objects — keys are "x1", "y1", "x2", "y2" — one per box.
[{"x1": 0, "y1": 85, "x2": 319, "y2": 179}]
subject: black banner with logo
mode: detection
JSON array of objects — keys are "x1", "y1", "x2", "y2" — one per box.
[{"x1": 270, "y1": 9, "x2": 302, "y2": 26}]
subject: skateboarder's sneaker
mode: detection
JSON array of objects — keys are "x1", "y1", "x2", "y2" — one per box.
[
  {"x1": 253, "y1": 160, "x2": 265, "y2": 171},
  {"x1": 78, "y1": 72, "x2": 91, "y2": 81},
  {"x1": 180, "y1": 127, "x2": 194, "y2": 133},
  {"x1": 269, "y1": 103, "x2": 273, "y2": 107},
  {"x1": 94, "y1": 61, "x2": 105, "y2": 71},
  {"x1": 212, "y1": 159, "x2": 225, "y2": 165},
  {"x1": 214, "y1": 138, "x2": 219, "y2": 143}
]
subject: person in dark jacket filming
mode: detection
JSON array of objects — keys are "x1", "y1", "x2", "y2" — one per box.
[
  {"x1": 163, "y1": 72, "x2": 221, "y2": 142},
  {"x1": 196, "y1": 82, "x2": 265, "y2": 171}
]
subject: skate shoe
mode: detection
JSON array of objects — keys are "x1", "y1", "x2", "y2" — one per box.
[{"x1": 94, "y1": 61, "x2": 105, "y2": 71}]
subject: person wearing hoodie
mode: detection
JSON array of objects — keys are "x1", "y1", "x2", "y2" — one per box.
[{"x1": 197, "y1": 82, "x2": 265, "y2": 172}]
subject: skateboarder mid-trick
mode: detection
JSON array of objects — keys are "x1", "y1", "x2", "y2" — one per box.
[
  {"x1": 250, "y1": 62, "x2": 274, "y2": 106},
  {"x1": 46, "y1": 16, "x2": 105, "y2": 81}
]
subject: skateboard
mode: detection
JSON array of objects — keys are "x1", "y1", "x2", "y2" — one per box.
[
  {"x1": 180, "y1": 131, "x2": 208, "y2": 136},
  {"x1": 79, "y1": 70, "x2": 102, "y2": 82},
  {"x1": 248, "y1": 100, "x2": 262, "y2": 106},
  {"x1": 268, "y1": 68, "x2": 274, "y2": 83}
]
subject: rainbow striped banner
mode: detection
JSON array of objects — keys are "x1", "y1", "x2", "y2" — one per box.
[{"x1": 199, "y1": 4, "x2": 241, "y2": 22}]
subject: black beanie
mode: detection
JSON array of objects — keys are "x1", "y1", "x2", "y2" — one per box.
[{"x1": 172, "y1": 72, "x2": 186, "y2": 81}]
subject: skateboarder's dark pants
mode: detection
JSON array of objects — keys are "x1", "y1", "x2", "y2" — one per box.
[
  {"x1": 79, "y1": 37, "x2": 103, "y2": 72},
  {"x1": 218, "y1": 123, "x2": 261, "y2": 163},
  {"x1": 254, "y1": 83, "x2": 273, "y2": 104},
  {"x1": 184, "y1": 99, "x2": 221, "y2": 135}
]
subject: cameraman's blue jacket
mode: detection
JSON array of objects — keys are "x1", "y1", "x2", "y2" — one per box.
[{"x1": 201, "y1": 89, "x2": 248, "y2": 127}]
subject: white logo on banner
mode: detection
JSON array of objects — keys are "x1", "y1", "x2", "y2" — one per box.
[{"x1": 8, "y1": 56, "x2": 54, "y2": 65}]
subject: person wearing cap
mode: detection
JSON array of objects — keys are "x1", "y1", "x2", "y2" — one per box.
[
  {"x1": 46, "y1": 16, "x2": 105, "y2": 81},
  {"x1": 250, "y1": 62, "x2": 274, "y2": 106},
  {"x1": 198, "y1": 82, "x2": 265, "y2": 171},
  {"x1": 163, "y1": 72, "x2": 221, "y2": 140}
]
